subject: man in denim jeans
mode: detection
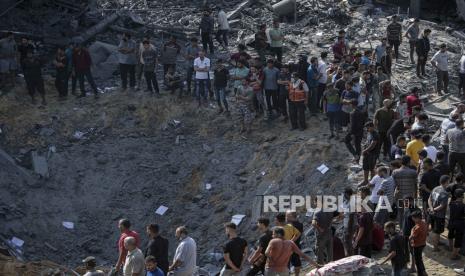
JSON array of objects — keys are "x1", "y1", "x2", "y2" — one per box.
[
  {"x1": 194, "y1": 50, "x2": 210, "y2": 107},
  {"x1": 214, "y1": 59, "x2": 229, "y2": 114}
]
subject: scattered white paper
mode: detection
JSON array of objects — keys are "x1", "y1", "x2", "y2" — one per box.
[
  {"x1": 62, "y1": 221, "x2": 74, "y2": 229},
  {"x1": 11, "y1": 237, "x2": 24, "y2": 247},
  {"x1": 155, "y1": 205, "x2": 169, "y2": 215},
  {"x1": 317, "y1": 164, "x2": 329, "y2": 174},
  {"x1": 73, "y1": 131, "x2": 85, "y2": 139},
  {"x1": 231, "y1": 214, "x2": 246, "y2": 226},
  {"x1": 261, "y1": 171, "x2": 266, "y2": 176},
  {"x1": 205, "y1": 183, "x2": 212, "y2": 190},
  {"x1": 316, "y1": 31, "x2": 323, "y2": 36},
  {"x1": 173, "y1": 120, "x2": 181, "y2": 125}
]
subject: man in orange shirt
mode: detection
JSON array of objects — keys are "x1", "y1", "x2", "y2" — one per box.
[
  {"x1": 265, "y1": 227, "x2": 319, "y2": 275},
  {"x1": 409, "y1": 211, "x2": 427, "y2": 276}
]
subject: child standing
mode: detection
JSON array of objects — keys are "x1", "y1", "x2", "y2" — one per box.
[
  {"x1": 213, "y1": 59, "x2": 230, "y2": 114},
  {"x1": 409, "y1": 210, "x2": 427, "y2": 276},
  {"x1": 236, "y1": 79, "x2": 254, "y2": 134},
  {"x1": 323, "y1": 84, "x2": 341, "y2": 138}
]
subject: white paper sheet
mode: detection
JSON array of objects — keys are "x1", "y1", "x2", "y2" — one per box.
[
  {"x1": 155, "y1": 205, "x2": 169, "y2": 215},
  {"x1": 205, "y1": 183, "x2": 212, "y2": 190},
  {"x1": 11, "y1": 237, "x2": 24, "y2": 247},
  {"x1": 62, "y1": 221, "x2": 74, "y2": 229},
  {"x1": 317, "y1": 164, "x2": 329, "y2": 174},
  {"x1": 231, "y1": 214, "x2": 246, "y2": 225}
]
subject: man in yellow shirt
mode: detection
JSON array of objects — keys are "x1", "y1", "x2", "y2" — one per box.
[
  {"x1": 406, "y1": 130, "x2": 425, "y2": 167},
  {"x1": 274, "y1": 213, "x2": 301, "y2": 241}
]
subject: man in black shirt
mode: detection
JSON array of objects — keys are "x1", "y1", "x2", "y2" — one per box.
[
  {"x1": 387, "y1": 118, "x2": 411, "y2": 146},
  {"x1": 214, "y1": 59, "x2": 230, "y2": 114},
  {"x1": 247, "y1": 218, "x2": 272, "y2": 276},
  {"x1": 222, "y1": 222, "x2": 247, "y2": 275},
  {"x1": 286, "y1": 210, "x2": 304, "y2": 275},
  {"x1": 17, "y1": 37, "x2": 34, "y2": 69},
  {"x1": 345, "y1": 100, "x2": 367, "y2": 164},
  {"x1": 419, "y1": 158, "x2": 440, "y2": 220},
  {"x1": 361, "y1": 122, "x2": 380, "y2": 186},
  {"x1": 145, "y1": 224, "x2": 169, "y2": 274},
  {"x1": 434, "y1": 151, "x2": 450, "y2": 177},
  {"x1": 380, "y1": 221, "x2": 408, "y2": 276}
]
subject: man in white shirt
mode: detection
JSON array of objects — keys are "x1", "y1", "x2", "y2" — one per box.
[
  {"x1": 431, "y1": 43, "x2": 449, "y2": 95},
  {"x1": 194, "y1": 50, "x2": 211, "y2": 107},
  {"x1": 459, "y1": 53, "x2": 465, "y2": 96},
  {"x1": 367, "y1": 167, "x2": 387, "y2": 206},
  {"x1": 169, "y1": 226, "x2": 197, "y2": 276},
  {"x1": 216, "y1": 6, "x2": 230, "y2": 47},
  {"x1": 123, "y1": 237, "x2": 145, "y2": 276},
  {"x1": 422, "y1": 134, "x2": 437, "y2": 162},
  {"x1": 317, "y1": 52, "x2": 329, "y2": 112}
]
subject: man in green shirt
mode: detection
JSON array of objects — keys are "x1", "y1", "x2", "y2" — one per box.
[
  {"x1": 374, "y1": 99, "x2": 396, "y2": 161},
  {"x1": 269, "y1": 19, "x2": 283, "y2": 63}
]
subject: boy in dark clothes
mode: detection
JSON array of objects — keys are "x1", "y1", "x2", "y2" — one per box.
[
  {"x1": 213, "y1": 59, "x2": 230, "y2": 114},
  {"x1": 22, "y1": 50, "x2": 46, "y2": 105}
]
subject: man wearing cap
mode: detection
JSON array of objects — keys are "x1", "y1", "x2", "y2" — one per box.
[
  {"x1": 431, "y1": 43, "x2": 449, "y2": 95},
  {"x1": 82, "y1": 256, "x2": 104, "y2": 276},
  {"x1": 405, "y1": 18, "x2": 420, "y2": 64},
  {"x1": 386, "y1": 15, "x2": 402, "y2": 60},
  {"x1": 374, "y1": 99, "x2": 396, "y2": 161}
]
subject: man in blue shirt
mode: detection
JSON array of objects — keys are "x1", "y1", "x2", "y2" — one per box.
[
  {"x1": 307, "y1": 56, "x2": 320, "y2": 115},
  {"x1": 145, "y1": 256, "x2": 165, "y2": 276}
]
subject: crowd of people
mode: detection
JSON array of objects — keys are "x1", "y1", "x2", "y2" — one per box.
[{"x1": 3, "y1": 6, "x2": 465, "y2": 276}]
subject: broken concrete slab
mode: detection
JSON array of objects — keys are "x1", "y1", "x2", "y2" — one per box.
[{"x1": 31, "y1": 151, "x2": 49, "y2": 178}]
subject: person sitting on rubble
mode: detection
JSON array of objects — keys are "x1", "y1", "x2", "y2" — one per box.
[
  {"x1": 82, "y1": 256, "x2": 105, "y2": 276},
  {"x1": 22, "y1": 49, "x2": 46, "y2": 105},
  {"x1": 164, "y1": 66, "x2": 183, "y2": 96}
]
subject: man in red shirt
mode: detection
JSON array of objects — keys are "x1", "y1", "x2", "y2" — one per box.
[
  {"x1": 115, "y1": 219, "x2": 140, "y2": 272},
  {"x1": 265, "y1": 227, "x2": 319, "y2": 275},
  {"x1": 72, "y1": 43, "x2": 99, "y2": 99},
  {"x1": 406, "y1": 87, "x2": 422, "y2": 116}
]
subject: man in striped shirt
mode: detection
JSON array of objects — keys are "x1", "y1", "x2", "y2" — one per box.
[
  {"x1": 386, "y1": 15, "x2": 402, "y2": 60},
  {"x1": 392, "y1": 155, "x2": 417, "y2": 227}
]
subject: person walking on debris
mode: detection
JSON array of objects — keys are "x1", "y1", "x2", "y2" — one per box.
[
  {"x1": 0, "y1": 31, "x2": 18, "y2": 89},
  {"x1": 236, "y1": 78, "x2": 254, "y2": 134},
  {"x1": 269, "y1": 19, "x2": 284, "y2": 63},
  {"x1": 185, "y1": 37, "x2": 200, "y2": 95},
  {"x1": 307, "y1": 56, "x2": 320, "y2": 115},
  {"x1": 115, "y1": 219, "x2": 141, "y2": 273},
  {"x1": 374, "y1": 99, "x2": 396, "y2": 161},
  {"x1": 286, "y1": 210, "x2": 304, "y2": 276},
  {"x1": 145, "y1": 256, "x2": 165, "y2": 276},
  {"x1": 431, "y1": 43, "x2": 449, "y2": 95},
  {"x1": 405, "y1": 18, "x2": 420, "y2": 64},
  {"x1": 381, "y1": 46, "x2": 393, "y2": 75},
  {"x1": 247, "y1": 218, "x2": 272, "y2": 276},
  {"x1": 200, "y1": 9, "x2": 215, "y2": 54},
  {"x1": 141, "y1": 40, "x2": 160, "y2": 95},
  {"x1": 17, "y1": 37, "x2": 34, "y2": 70},
  {"x1": 322, "y1": 84, "x2": 341, "y2": 138},
  {"x1": 65, "y1": 42, "x2": 77, "y2": 95},
  {"x1": 73, "y1": 43, "x2": 99, "y2": 99},
  {"x1": 361, "y1": 122, "x2": 381, "y2": 186},
  {"x1": 416, "y1": 29, "x2": 431, "y2": 78},
  {"x1": 82, "y1": 256, "x2": 105, "y2": 276},
  {"x1": 409, "y1": 210, "x2": 427, "y2": 276},
  {"x1": 276, "y1": 64, "x2": 290, "y2": 121},
  {"x1": 118, "y1": 33, "x2": 137, "y2": 91},
  {"x1": 312, "y1": 208, "x2": 337, "y2": 264},
  {"x1": 317, "y1": 52, "x2": 329, "y2": 112},
  {"x1": 345, "y1": 99, "x2": 366, "y2": 164},
  {"x1": 216, "y1": 6, "x2": 229, "y2": 48},
  {"x1": 386, "y1": 15, "x2": 402, "y2": 60},
  {"x1": 255, "y1": 24, "x2": 269, "y2": 65},
  {"x1": 54, "y1": 47, "x2": 68, "y2": 100},
  {"x1": 161, "y1": 36, "x2": 181, "y2": 79},
  {"x1": 288, "y1": 71, "x2": 309, "y2": 131},
  {"x1": 22, "y1": 49, "x2": 46, "y2": 105},
  {"x1": 220, "y1": 222, "x2": 248, "y2": 276},
  {"x1": 194, "y1": 49, "x2": 210, "y2": 107},
  {"x1": 123, "y1": 236, "x2": 145, "y2": 276},
  {"x1": 372, "y1": 38, "x2": 387, "y2": 68},
  {"x1": 264, "y1": 227, "x2": 319, "y2": 275},
  {"x1": 213, "y1": 59, "x2": 230, "y2": 114},
  {"x1": 379, "y1": 221, "x2": 408, "y2": 276},
  {"x1": 169, "y1": 226, "x2": 197, "y2": 276},
  {"x1": 353, "y1": 203, "x2": 373, "y2": 258},
  {"x1": 145, "y1": 224, "x2": 169, "y2": 274},
  {"x1": 262, "y1": 59, "x2": 280, "y2": 118},
  {"x1": 445, "y1": 118, "x2": 465, "y2": 179}
]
